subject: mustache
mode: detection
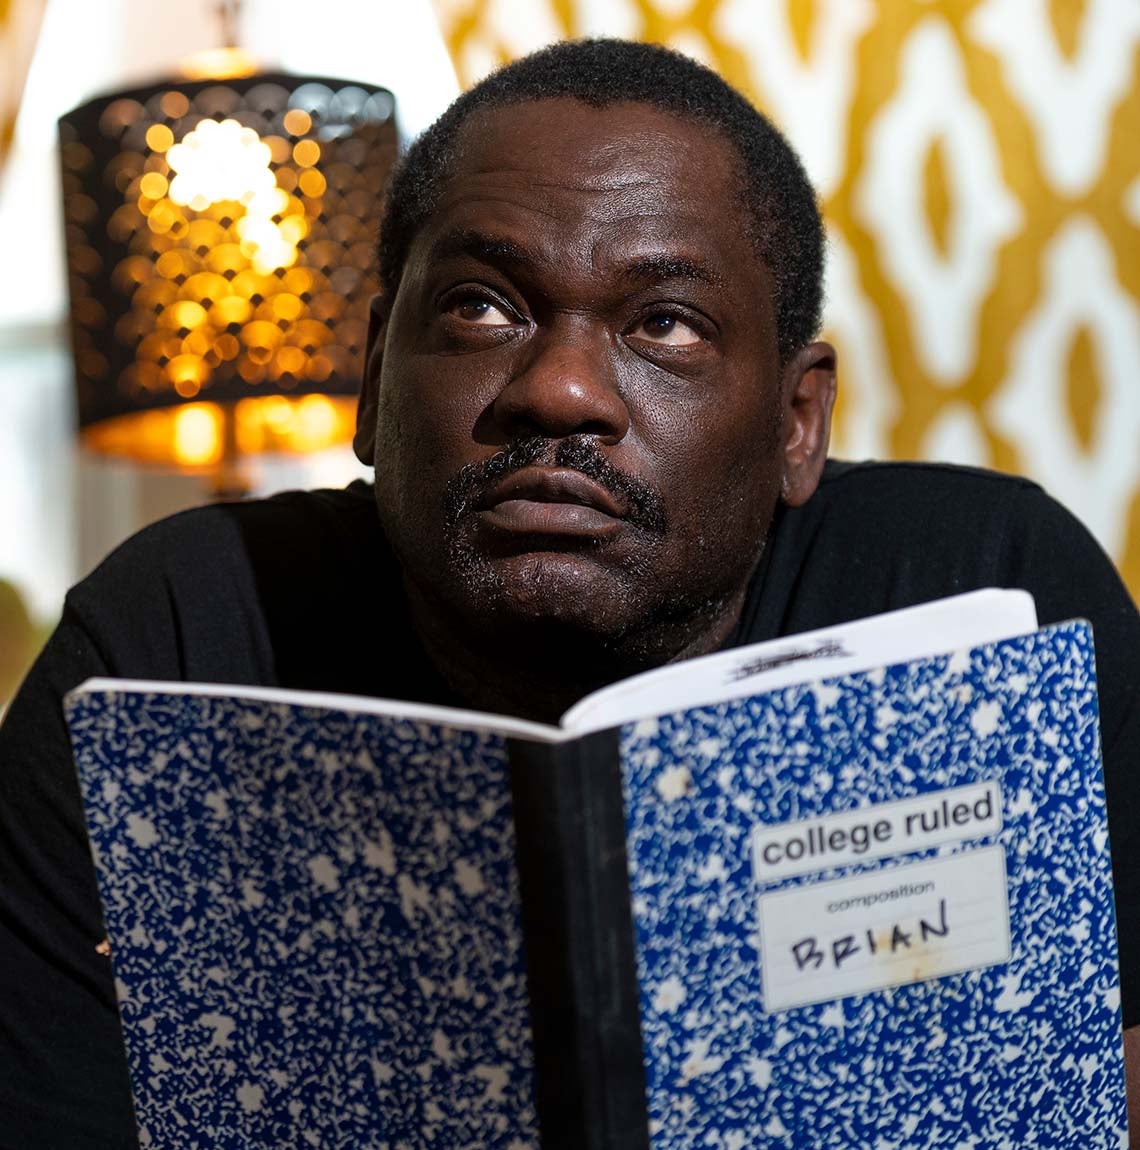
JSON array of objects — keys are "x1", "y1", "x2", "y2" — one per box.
[{"x1": 443, "y1": 435, "x2": 668, "y2": 535}]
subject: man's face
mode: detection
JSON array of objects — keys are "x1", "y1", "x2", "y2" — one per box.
[{"x1": 357, "y1": 99, "x2": 832, "y2": 666}]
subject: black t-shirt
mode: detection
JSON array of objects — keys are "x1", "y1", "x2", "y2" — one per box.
[{"x1": 2, "y1": 460, "x2": 1138, "y2": 1148}]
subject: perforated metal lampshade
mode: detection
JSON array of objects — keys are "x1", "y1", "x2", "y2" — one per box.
[{"x1": 59, "y1": 73, "x2": 397, "y2": 472}]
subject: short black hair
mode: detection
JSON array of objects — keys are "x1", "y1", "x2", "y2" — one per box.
[{"x1": 378, "y1": 38, "x2": 824, "y2": 362}]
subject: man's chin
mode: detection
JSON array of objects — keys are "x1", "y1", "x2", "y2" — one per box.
[
  {"x1": 440, "y1": 546, "x2": 736, "y2": 667},
  {"x1": 466, "y1": 549, "x2": 643, "y2": 633}
]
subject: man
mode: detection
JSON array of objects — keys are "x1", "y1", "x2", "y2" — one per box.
[{"x1": 1, "y1": 38, "x2": 1138, "y2": 1147}]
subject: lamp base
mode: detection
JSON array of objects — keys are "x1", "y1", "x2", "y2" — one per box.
[{"x1": 79, "y1": 395, "x2": 358, "y2": 472}]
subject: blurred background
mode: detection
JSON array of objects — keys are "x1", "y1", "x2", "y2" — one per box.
[{"x1": 1, "y1": 0, "x2": 1138, "y2": 707}]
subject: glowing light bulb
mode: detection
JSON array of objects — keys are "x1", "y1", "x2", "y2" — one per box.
[
  {"x1": 295, "y1": 394, "x2": 337, "y2": 448},
  {"x1": 167, "y1": 119, "x2": 272, "y2": 206},
  {"x1": 172, "y1": 405, "x2": 221, "y2": 465},
  {"x1": 162, "y1": 118, "x2": 302, "y2": 276}
]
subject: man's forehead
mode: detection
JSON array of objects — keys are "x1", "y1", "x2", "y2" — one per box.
[
  {"x1": 406, "y1": 98, "x2": 754, "y2": 276},
  {"x1": 444, "y1": 97, "x2": 741, "y2": 191}
]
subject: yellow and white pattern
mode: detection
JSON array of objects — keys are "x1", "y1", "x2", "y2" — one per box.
[
  {"x1": 431, "y1": 0, "x2": 1140, "y2": 600},
  {"x1": 0, "y1": 0, "x2": 47, "y2": 174}
]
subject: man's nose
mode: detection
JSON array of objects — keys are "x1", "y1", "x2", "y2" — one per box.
[{"x1": 492, "y1": 321, "x2": 630, "y2": 443}]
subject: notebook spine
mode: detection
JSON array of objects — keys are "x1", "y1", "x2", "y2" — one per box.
[{"x1": 507, "y1": 730, "x2": 651, "y2": 1150}]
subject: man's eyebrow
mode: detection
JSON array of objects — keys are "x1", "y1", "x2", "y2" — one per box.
[
  {"x1": 620, "y1": 254, "x2": 723, "y2": 288},
  {"x1": 428, "y1": 229, "x2": 536, "y2": 268},
  {"x1": 428, "y1": 231, "x2": 724, "y2": 288}
]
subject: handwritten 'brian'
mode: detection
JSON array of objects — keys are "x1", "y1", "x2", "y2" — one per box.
[{"x1": 791, "y1": 898, "x2": 950, "y2": 972}]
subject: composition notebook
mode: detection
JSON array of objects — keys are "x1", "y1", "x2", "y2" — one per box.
[{"x1": 64, "y1": 589, "x2": 1129, "y2": 1148}]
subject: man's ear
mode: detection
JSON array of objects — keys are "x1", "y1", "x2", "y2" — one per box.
[
  {"x1": 780, "y1": 340, "x2": 837, "y2": 508},
  {"x1": 353, "y1": 295, "x2": 388, "y2": 466}
]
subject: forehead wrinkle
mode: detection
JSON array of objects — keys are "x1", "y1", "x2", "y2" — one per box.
[
  {"x1": 454, "y1": 119, "x2": 684, "y2": 187},
  {"x1": 457, "y1": 162, "x2": 661, "y2": 195}
]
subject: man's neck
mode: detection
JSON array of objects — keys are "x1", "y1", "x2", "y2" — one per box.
[{"x1": 403, "y1": 578, "x2": 747, "y2": 725}]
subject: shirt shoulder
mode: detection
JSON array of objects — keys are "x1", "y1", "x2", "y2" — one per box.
[
  {"x1": 767, "y1": 458, "x2": 1094, "y2": 608},
  {"x1": 743, "y1": 457, "x2": 1138, "y2": 693},
  {"x1": 811, "y1": 457, "x2": 1045, "y2": 514},
  {"x1": 66, "y1": 483, "x2": 388, "y2": 686},
  {"x1": 76, "y1": 481, "x2": 381, "y2": 585}
]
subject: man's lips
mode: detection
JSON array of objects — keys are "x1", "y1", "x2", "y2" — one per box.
[{"x1": 474, "y1": 467, "x2": 626, "y2": 538}]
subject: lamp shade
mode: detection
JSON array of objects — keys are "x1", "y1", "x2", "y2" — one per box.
[{"x1": 58, "y1": 73, "x2": 397, "y2": 471}]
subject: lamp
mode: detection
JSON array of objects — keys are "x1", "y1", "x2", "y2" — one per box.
[{"x1": 58, "y1": 68, "x2": 397, "y2": 495}]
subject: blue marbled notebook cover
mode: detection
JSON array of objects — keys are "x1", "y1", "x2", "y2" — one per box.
[
  {"x1": 621, "y1": 620, "x2": 1126, "y2": 1147},
  {"x1": 67, "y1": 619, "x2": 1126, "y2": 1148},
  {"x1": 67, "y1": 697, "x2": 537, "y2": 1149}
]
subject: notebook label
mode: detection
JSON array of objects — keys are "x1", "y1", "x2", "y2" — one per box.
[
  {"x1": 751, "y1": 781, "x2": 1003, "y2": 882},
  {"x1": 757, "y1": 846, "x2": 1011, "y2": 1011}
]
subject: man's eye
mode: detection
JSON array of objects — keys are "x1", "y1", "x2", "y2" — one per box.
[
  {"x1": 448, "y1": 297, "x2": 513, "y2": 326},
  {"x1": 632, "y1": 314, "x2": 701, "y2": 347}
]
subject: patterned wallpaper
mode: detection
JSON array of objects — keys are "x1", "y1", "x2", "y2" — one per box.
[
  {"x1": 431, "y1": 0, "x2": 1140, "y2": 601},
  {"x1": 0, "y1": 0, "x2": 47, "y2": 173}
]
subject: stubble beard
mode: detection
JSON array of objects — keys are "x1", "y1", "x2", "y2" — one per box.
[{"x1": 437, "y1": 434, "x2": 757, "y2": 670}]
